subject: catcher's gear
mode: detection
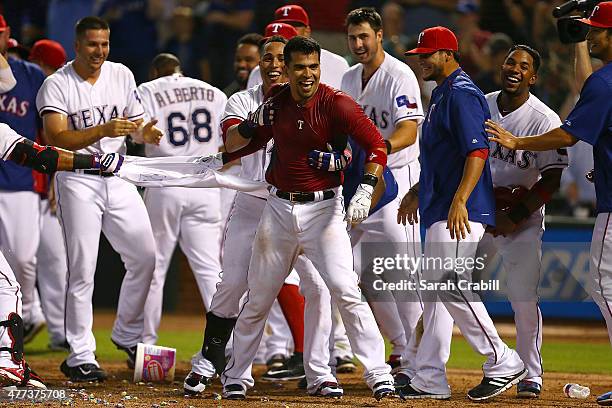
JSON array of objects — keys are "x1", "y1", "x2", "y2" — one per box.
[
  {"x1": 9, "y1": 139, "x2": 59, "y2": 174},
  {"x1": 0, "y1": 313, "x2": 24, "y2": 364},
  {"x1": 346, "y1": 183, "x2": 374, "y2": 225},
  {"x1": 307, "y1": 143, "x2": 352, "y2": 172},
  {"x1": 202, "y1": 312, "x2": 237, "y2": 375}
]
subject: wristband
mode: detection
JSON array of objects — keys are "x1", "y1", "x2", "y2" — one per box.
[
  {"x1": 385, "y1": 140, "x2": 392, "y2": 155},
  {"x1": 507, "y1": 202, "x2": 530, "y2": 224},
  {"x1": 237, "y1": 121, "x2": 257, "y2": 139},
  {"x1": 409, "y1": 184, "x2": 419, "y2": 195},
  {"x1": 362, "y1": 173, "x2": 378, "y2": 188},
  {"x1": 74, "y1": 153, "x2": 97, "y2": 170}
]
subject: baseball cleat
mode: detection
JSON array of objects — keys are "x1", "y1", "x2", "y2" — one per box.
[
  {"x1": 23, "y1": 321, "x2": 46, "y2": 344},
  {"x1": 298, "y1": 376, "x2": 307, "y2": 390},
  {"x1": 266, "y1": 353, "x2": 287, "y2": 370},
  {"x1": 467, "y1": 368, "x2": 528, "y2": 401},
  {"x1": 393, "y1": 372, "x2": 411, "y2": 392},
  {"x1": 516, "y1": 379, "x2": 541, "y2": 398},
  {"x1": 262, "y1": 352, "x2": 305, "y2": 381},
  {"x1": 310, "y1": 381, "x2": 344, "y2": 398},
  {"x1": 386, "y1": 354, "x2": 402, "y2": 374},
  {"x1": 335, "y1": 356, "x2": 357, "y2": 373},
  {"x1": 597, "y1": 391, "x2": 612, "y2": 406},
  {"x1": 183, "y1": 371, "x2": 212, "y2": 395},
  {"x1": 0, "y1": 364, "x2": 46, "y2": 388},
  {"x1": 372, "y1": 380, "x2": 396, "y2": 400},
  {"x1": 111, "y1": 340, "x2": 137, "y2": 369},
  {"x1": 60, "y1": 360, "x2": 107, "y2": 382},
  {"x1": 223, "y1": 383, "x2": 246, "y2": 400},
  {"x1": 398, "y1": 384, "x2": 450, "y2": 400}
]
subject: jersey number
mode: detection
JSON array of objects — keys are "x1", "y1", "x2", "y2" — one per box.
[{"x1": 167, "y1": 108, "x2": 212, "y2": 146}]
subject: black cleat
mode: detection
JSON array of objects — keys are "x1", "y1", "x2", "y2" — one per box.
[
  {"x1": 111, "y1": 340, "x2": 136, "y2": 369},
  {"x1": 261, "y1": 352, "x2": 305, "y2": 381},
  {"x1": 183, "y1": 371, "x2": 212, "y2": 395},
  {"x1": 394, "y1": 372, "x2": 411, "y2": 392},
  {"x1": 310, "y1": 381, "x2": 344, "y2": 398},
  {"x1": 223, "y1": 383, "x2": 246, "y2": 400},
  {"x1": 373, "y1": 380, "x2": 396, "y2": 400},
  {"x1": 298, "y1": 376, "x2": 307, "y2": 390},
  {"x1": 398, "y1": 384, "x2": 450, "y2": 400},
  {"x1": 60, "y1": 360, "x2": 107, "y2": 382},
  {"x1": 386, "y1": 354, "x2": 402, "y2": 374},
  {"x1": 467, "y1": 368, "x2": 528, "y2": 401}
]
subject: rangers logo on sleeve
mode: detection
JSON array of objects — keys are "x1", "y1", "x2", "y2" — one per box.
[{"x1": 396, "y1": 95, "x2": 418, "y2": 109}]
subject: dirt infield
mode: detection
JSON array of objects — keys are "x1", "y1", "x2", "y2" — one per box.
[{"x1": 23, "y1": 359, "x2": 612, "y2": 407}]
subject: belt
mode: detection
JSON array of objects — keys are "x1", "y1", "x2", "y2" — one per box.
[
  {"x1": 81, "y1": 169, "x2": 114, "y2": 177},
  {"x1": 272, "y1": 188, "x2": 335, "y2": 203}
]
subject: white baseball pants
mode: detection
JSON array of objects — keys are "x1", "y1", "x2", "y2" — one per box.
[
  {"x1": 36, "y1": 199, "x2": 68, "y2": 345},
  {"x1": 55, "y1": 173, "x2": 156, "y2": 367},
  {"x1": 588, "y1": 213, "x2": 612, "y2": 347},
  {"x1": 478, "y1": 218, "x2": 544, "y2": 384},
  {"x1": 222, "y1": 191, "x2": 392, "y2": 390},
  {"x1": 0, "y1": 250, "x2": 21, "y2": 369},
  {"x1": 408, "y1": 221, "x2": 524, "y2": 395},
  {"x1": 142, "y1": 187, "x2": 223, "y2": 345}
]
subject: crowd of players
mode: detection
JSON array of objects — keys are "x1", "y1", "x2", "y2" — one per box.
[{"x1": 0, "y1": 1, "x2": 611, "y2": 405}]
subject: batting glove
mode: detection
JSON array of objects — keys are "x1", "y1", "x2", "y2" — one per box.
[
  {"x1": 346, "y1": 183, "x2": 374, "y2": 225},
  {"x1": 238, "y1": 102, "x2": 275, "y2": 139},
  {"x1": 308, "y1": 143, "x2": 352, "y2": 172},
  {"x1": 196, "y1": 152, "x2": 224, "y2": 170},
  {"x1": 97, "y1": 153, "x2": 124, "y2": 173}
]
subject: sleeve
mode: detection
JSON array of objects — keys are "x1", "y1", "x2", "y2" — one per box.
[
  {"x1": 0, "y1": 124, "x2": 25, "y2": 160},
  {"x1": 536, "y1": 112, "x2": 569, "y2": 172},
  {"x1": 560, "y1": 74, "x2": 612, "y2": 146},
  {"x1": 0, "y1": 66, "x2": 16, "y2": 93},
  {"x1": 449, "y1": 90, "x2": 490, "y2": 156},
  {"x1": 36, "y1": 75, "x2": 68, "y2": 116},
  {"x1": 391, "y1": 69, "x2": 424, "y2": 125},
  {"x1": 136, "y1": 83, "x2": 155, "y2": 119},
  {"x1": 333, "y1": 93, "x2": 387, "y2": 165},
  {"x1": 123, "y1": 67, "x2": 147, "y2": 121},
  {"x1": 223, "y1": 126, "x2": 272, "y2": 162},
  {"x1": 221, "y1": 92, "x2": 250, "y2": 123}
]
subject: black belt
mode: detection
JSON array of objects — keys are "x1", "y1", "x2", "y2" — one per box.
[
  {"x1": 274, "y1": 189, "x2": 335, "y2": 202},
  {"x1": 82, "y1": 169, "x2": 114, "y2": 177}
]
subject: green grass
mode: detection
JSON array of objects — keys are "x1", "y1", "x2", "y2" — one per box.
[{"x1": 25, "y1": 329, "x2": 612, "y2": 374}]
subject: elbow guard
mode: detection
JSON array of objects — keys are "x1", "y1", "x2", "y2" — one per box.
[{"x1": 9, "y1": 139, "x2": 59, "y2": 174}]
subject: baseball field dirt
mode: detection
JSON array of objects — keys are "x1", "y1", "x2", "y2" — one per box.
[{"x1": 16, "y1": 313, "x2": 612, "y2": 407}]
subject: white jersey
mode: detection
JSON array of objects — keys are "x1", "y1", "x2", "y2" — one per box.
[
  {"x1": 247, "y1": 48, "x2": 349, "y2": 89},
  {"x1": 341, "y1": 52, "x2": 423, "y2": 169},
  {"x1": 486, "y1": 91, "x2": 567, "y2": 190},
  {"x1": 0, "y1": 123, "x2": 23, "y2": 160},
  {"x1": 137, "y1": 74, "x2": 227, "y2": 157},
  {"x1": 222, "y1": 84, "x2": 273, "y2": 185},
  {"x1": 36, "y1": 61, "x2": 146, "y2": 155}
]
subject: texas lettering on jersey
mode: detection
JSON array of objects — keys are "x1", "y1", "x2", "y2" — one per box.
[
  {"x1": 0, "y1": 95, "x2": 30, "y2": 117},
  {"x1": 360, "y1": 105, "x2": 390, "y2": 129},
  {"x1": 67, "y1": 105, "x2": 119, "y2": 129},
  {"x1": 490, "y1": 143, "x2": 537, "y2": 170}
]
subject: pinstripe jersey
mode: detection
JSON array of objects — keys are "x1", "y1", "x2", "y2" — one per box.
[{"x1": 36, "y1": 60, "x2": 146, "y2": 155}]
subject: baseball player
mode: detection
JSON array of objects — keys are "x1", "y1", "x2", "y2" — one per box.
[
  {"x1": 341, "y1": 7, "x2": 424, "y2": 372},
  {"x1": 28, "y1": 38, "x2": 70, "y2": 351},
  {"x1": 0, "y1": 108, "x2": 124, "y2": 387},
  {"x1": 137, "y1": 53, "x2": 227, "y2": 345},
  {"x1": 477, "y1": 45, "x2": 567, "y2": 398},
  {"x1": 398, "y1": 26, "x2": 526, "y2": 401},
  {"x1": 217, "y1": 36, "x2": 395, "y2": 401},
  {"x1": 247, "y1": 5, "x2": 349, "y2": 90},
  {"x1": 249, "y1": 4, "x2": 356, "y2": 373},
  {"x1": 224, "y1": 33, "x2": 263, "y2": 97},
  {"x1": 184, "y1": 27, "x2": 346, "y2": 398},
  {"x1": 0, "y1": 14, "x2": 48, "y2": 344},
  {"x1": 485, "y1": 4, "x2": 612, "y2": 404},
  {"x1": 36, "y1": 16, "x2": 163, "y2": 381}
]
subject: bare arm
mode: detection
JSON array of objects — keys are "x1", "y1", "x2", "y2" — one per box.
[
  {"x1": 448, "y1": 156, "x2": 486, "y2": 240},
  {"x1": 42, "y1": 112, "x2": 139, "y2": 151},
  {"x1": 224, "y1": 123, "x2": 252, "y2": 153},
  {"x1": 386, "y1": 119, "x2": 418, "y2": 154},
  {"x1": 486, "y1": 121, "x2": 578, "y2": 151}
]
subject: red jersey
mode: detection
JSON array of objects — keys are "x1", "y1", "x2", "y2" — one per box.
[{"x1": 227, "y1": 83, "x2": 386, "y2": 192}]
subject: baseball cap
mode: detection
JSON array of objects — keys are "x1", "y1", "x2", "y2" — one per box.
[
  {"x1": 578, "y1": 2, "x2": 612, "y2": 28},
  {"x1": 263, "y1": 22, "x2": 298, "y2": 41},
  {"x1": 30, "y1": 39, "x2": 67, "y2": 70},
  {"x1": 405, "y1": 26, "x2": 459, "y2": 55},
  {"x1": 0, "y1": 15, "x2": 8, "y2": 32},
  {"x1": 274, "y1": 5, "x2": 309, "y2": 26}
]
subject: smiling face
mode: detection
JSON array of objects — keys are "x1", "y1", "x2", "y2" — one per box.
[
  {"x1": 259, "y1": 40, "x2": 287, "y2": 91},
  {"x1": 234, "y1": 43, "x2": 260, "y2": 87},
  {"x1": 417, "y1": 51, "x2": 447, "y2": 82},
  {"x1": 586, "y1": 27, "x2": 612, "y2": 61},
  {"x1": 75, "y1": 28, "x2": 109, "y2": 73},
  {"x1": 347, "y1": 22, "x2": 382, "y2": 65},
  {"x1": 285, "y1": 51, "x2": 320, "y2": 104},
  {"x1": 500, "y1": 49, "x2": 536, "y2": 96}
]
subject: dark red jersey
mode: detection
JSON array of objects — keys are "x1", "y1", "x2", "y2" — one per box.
[{"x1": 226, "y1": 83, "x2": 386, "y2": 192}]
